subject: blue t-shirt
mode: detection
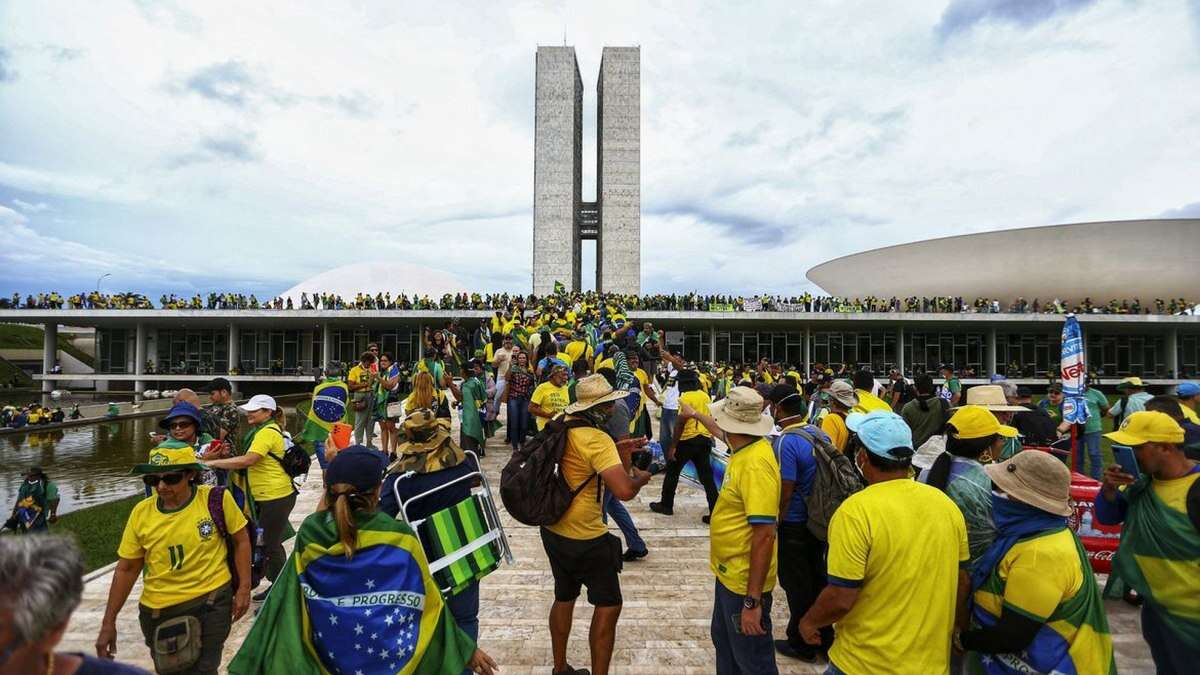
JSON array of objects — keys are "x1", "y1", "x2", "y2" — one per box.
[{"x1": 774, "y1": 424, "x2": 822, "y2": 524}]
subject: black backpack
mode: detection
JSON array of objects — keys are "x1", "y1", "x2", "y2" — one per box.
[
  {"x1": 261, "y1": 426, "x2": 311, "y2": 482},
  {"x1": 207, "y1": 486, "x2": 265, "y2": 590},
  {"x1": 500, "y1": 417, "x2": 599, "y2": 526}
]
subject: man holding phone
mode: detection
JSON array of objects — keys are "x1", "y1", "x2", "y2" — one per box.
[{"x1": 1098, "y1": 411, "x2": 1200, "y2": 674}]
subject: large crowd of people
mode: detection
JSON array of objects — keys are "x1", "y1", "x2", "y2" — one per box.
[
  {"x1": 3, "y1": 290, "x2": 1198, "y2": 675},
  {"x1": 2, "y1": 288, "x2": 1196, "y2": 315}
]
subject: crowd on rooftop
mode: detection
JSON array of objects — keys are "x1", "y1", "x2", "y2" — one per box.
[{"x1": 2, "y1": 289, "x2": 1195, "y2": 315}]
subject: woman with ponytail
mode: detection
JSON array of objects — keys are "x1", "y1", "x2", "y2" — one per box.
[
  {"x1": 231, "y1": 446, "x2": 498, "y2": 675},
  {"x1": 918, "y1": 405, "x2": 1018, "y2": 565}
]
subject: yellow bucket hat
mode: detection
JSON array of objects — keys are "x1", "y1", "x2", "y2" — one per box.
[
  {"x1": 946, "y1": 405, "x2": 1018, "y2": 440},
  {"x1": 1104, "y1": 411, "x2": 1184, "y2": 446}
]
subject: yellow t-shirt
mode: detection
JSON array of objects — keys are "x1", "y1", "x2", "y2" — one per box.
[
  {"x1": 597, "y1": 358, "x2": 614, "y2": 373},
  {"x1": 709, "y1": 437, "x2": 780, "y2": 595},
  {"x1": 546, "y1": 424, "x2": 622, "y2": 540},
  {"x1": 974, "y1": 529, "x2": 1083, "y2": 621},
  {"x1": 821, "y1": 412, "x2": 850, "y2": 451},
  {"x1": 826, "y1": 479, "x2": 968, "y2": 675},
  {"x1": 348, "y1": 364, "x2": 370, "y2": 388},
  {"x1": 564, "y1": 340, "x2": 592, "y2": 365},
  {"x1": 699, "y1": 373, "x2": 712, "y2": 394},
  {"x1": 117, "y1": 485, "x2": 247, "y2": 609},
  {"x1": 678, "y1": 390, "x2": 713, "y2": 441},
  {"x1": 853, "y1": 389, "x2": 893, "y2": 413},
  {"x1": 245, "y1": 423, "x2": 296, "y2": 501},
  {"x1": 1180, "y1": 403, "x2": 1199, "y2": 424},
  {"x1": 530, "y1": 382, "x2": 569, "y2": 431}
]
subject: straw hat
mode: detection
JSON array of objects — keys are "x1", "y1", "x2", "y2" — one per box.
[
  {"x1": 985, "y1": 451, "x2": 1073, "y2": 517},
  {"x1": 390, "y1": 408, "x2": 465, "y2": 474},
  {"x1": 954, "y1": 385, "x2": 1026, "y2": 413},
  {"x1": 711, "y1": 386, "x2": 774, "y2": 436},
  {"x1": 564, "y1": 374, "x2": 628, "y2": 414}
]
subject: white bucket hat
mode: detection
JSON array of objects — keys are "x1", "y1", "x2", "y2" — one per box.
[
  {"x1": 954, "y1": 385, "x2": 1026, "y2": 413},
  {"x1": 711, "y1": 386, "x2": 774, "y2": 436}
]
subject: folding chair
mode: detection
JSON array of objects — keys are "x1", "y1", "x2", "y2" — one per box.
[{"x1": 392, "y1": 451, "x2": 514, "y2": 595}]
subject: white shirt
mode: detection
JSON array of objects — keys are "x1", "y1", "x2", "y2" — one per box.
[{"x1": 662, "y1": 363, "x2": 680, "y2": 410}]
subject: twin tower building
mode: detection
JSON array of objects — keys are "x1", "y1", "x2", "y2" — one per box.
[{"x1": 533, "y1": 46, "x2": 641, "y2": 295}]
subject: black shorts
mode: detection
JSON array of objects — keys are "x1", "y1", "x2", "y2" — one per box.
[{"x1": 539, "y1": 528, "x2": 623, "y2": 607}]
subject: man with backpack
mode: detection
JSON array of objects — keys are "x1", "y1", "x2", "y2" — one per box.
[
  {"x1": 678, "y1": 386, "x2": 781, "y2": 675},
  {"x1": 526, "y1": 375, "x2": 652, "y2": 675},
  {"x1": 765, "y1": 384, "x2": 850, "y2": 663}
]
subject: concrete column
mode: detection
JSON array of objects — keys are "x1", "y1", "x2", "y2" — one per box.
[
  {"x1": 986, "y1": 326, "x2": 997, "y2": 379},
  {"x1": 897, "y1": 327, "x2": 906, "y2": 376},
  {"x1": 228, "y1": 323, "x2": 240, "y2": 395},
  {"x1": 709, "y1": 325, "x2": 717, "y2": 363},
  {"x1": 41, "y1": 322, "x2": 57, "y2": 400},
  {"x1": 134, "y1": 322, "x2": 146, "y2": 399},
  {"x1": 322, "y1": 322, "x2": 333, "y2": 369},
  {"x1": 802, "y1": 326, "x2": 811, "y2": 375},
  {"x1": 1167, "y1": 328, "x2": 1179, "y2": 380}
]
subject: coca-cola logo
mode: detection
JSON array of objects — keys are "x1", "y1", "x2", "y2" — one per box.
[{"x1": 1087, "y1": 549, "x2": 1116, "y2": 562}]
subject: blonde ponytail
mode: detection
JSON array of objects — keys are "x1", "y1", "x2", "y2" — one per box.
[{"x1": 325, "y1": 482, "x2": 380, "y2": 559}]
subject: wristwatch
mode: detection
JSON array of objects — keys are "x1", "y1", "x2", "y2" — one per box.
[{"x1": 742, "y1": 596, "x2": 760, "y2": 610}]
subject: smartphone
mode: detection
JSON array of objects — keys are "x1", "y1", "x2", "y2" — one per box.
[{"x1": 1112, "y1": 444, "x2": 1140, "y2": 477}]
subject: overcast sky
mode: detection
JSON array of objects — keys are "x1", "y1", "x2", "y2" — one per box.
[{"x1": 2, "y1": 0, "x2": 1199, "y2": 301}]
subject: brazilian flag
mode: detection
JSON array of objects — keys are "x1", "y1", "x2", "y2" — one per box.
[
  {"x1": 300, "y1": 379, "x2": 349, "y2": 443},
  {"x1": 553, "y1": 280, "x2": 566, "y2": 295},
  {"x1": 229, "y1": 510, "x2": 476, "y2": 675}
]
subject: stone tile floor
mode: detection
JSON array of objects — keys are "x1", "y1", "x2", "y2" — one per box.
[{"x1": 60, "y1": 420, "x2": 1156, "y2": 674}]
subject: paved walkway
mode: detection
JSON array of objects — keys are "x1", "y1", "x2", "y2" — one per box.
[{"x1": 60, "y1": 414, "x2": 1156, "y2": 674}]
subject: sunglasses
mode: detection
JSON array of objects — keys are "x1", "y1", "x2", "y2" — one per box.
[
  {"x1": 166, "y1": 420, "x2": 194, "y2": 430},
  {"x1": 143, "y1": 473, "x2": 187, "y2": 488}
]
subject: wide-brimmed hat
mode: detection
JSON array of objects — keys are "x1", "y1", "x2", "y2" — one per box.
[
  {"x1": 828, "y1": 380, "x2": 859, "y2": 408},
  {"x1": 947, "y1": 405, "x2": 1019, "y2": 439},
  {"x1": 985, "y1": 451, "x2": 1073, "y2": 517},
  {"x1": 158, "y1": 402, "x2": 203, "y2": 430},
  {"x1": 954, "y1": 385, "x2": 1026, "y2": 413},
  {"x1": 391, "y1": 408, "x2": 465, "y2": 474},
  {"x1": 1104, "y1": 410, "x2": 1184, "y2": 446},
  {"x1": 564, "y1": 374, "x2": 628, "y2": 414},
  {"x1": 711, "y1": 386, "x2": 774, "y2": 436},
  {"x1": 1116, "y1": 376, "x2": 1146, "y2": 390},
  {"x1": 131, "y1": 446, "x2": 207, "y2": 475}
]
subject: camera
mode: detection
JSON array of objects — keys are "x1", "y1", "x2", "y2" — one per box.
[{"x1": 631, "y1": 449, "x2": 652, "y2": 472}]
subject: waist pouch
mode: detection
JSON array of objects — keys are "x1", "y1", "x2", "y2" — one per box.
[{"x1": 149, "y1": 589, "x2": 218, "y2": 674}]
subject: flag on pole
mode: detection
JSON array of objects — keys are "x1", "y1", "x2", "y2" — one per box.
[
  {"x1": 228, "y1": 511, "x2": 476, "y2": 675},
  {"x1": 553, "y1": 280, "x2": 566, "y2": 295},
  {"x1": 300, "y1": 379, "x2": 350, "y2": 442},
  {"x1": 1060, "y1": 314, "x2": 1090, "y2": 426}
]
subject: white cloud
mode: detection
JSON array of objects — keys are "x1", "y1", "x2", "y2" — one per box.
[
  {"x1": 12, "y1": 198, "x2": 50, "y2": 213},
  {"x1": 0, "y1": 0, "x2": 1197, "y2": 298}
]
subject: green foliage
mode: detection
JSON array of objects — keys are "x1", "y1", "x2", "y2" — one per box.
[{"x1": 53, "y1": 495, "x2": 142, "y2": 572}]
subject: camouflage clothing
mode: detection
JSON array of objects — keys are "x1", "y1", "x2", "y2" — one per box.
[{"x1": 203, "y1": 402, "x2": 242, "y2": 455}]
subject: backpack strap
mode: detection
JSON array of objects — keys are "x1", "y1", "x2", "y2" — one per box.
[
  {"x1": 207, "y1": 486, "x2": 228, "y2": 539},
  {"x1": 559, "y1": 417, "x2": 601, "y2": 502}
]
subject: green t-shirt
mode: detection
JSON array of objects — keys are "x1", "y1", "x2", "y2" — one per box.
[{"x1": 1083, "y1": 388, "x2": 1108, "y2": 434}]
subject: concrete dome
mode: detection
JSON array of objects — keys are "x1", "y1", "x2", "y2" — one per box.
[
  {"x1": 806, "y1": 219, "x2": 1200, "y2": 305},
  {"x1": 279, "y1": 261, "x2": 469, "y2": 303}
]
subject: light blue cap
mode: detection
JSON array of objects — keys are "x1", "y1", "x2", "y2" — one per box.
[
  {"x1": 1176, "y1": 382, "x2": 1200, "y2": 397},
  {"x1": 845, "y1": 410, "x2": 914, "y2": 458}
]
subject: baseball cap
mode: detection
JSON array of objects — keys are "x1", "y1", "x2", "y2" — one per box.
[
  {"x1": 325, "y1": 445, "x2": 387, "y2": 492},
  {"x1": 205, "y1": 377, "x2": 233, "y2": 393},
  {"x1": 1116, "y1": 376, "x2": 1146, "y2": 390},
  {"x1": 946, "y1": 405, "x2": 1018, "y2": 439},
  {"x1": 766, "y1": 384, "x2": 800, "y2": 404},
  {"x1": 845, "y1": 410, "x2": 913, "y2": 458},
  {"x1": 1104, "y1": 410, "x2": 1185, "y2": 446},
  {"x1": 1177, "y1": 382, "x2": 1200, "y2": 398},
  {"x1": 238, "y1": 394, "x2": 277, "y2": 412}
]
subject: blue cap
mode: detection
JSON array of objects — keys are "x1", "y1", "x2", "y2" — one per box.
[
  {"x1": 158, "y1": 402, "x2": 204, "y2": 429},
  {"x1": 989, "y1": 373, "x2": 1007, "y2": 383},
  {"x1": 1177, "y1": 382, "x2": 1200, "y2": 398},
  {"x1": 845, "y1": 410, "x2": 914, "y2": 458},
  {"x1": 326, "y1": 445, "x2": 387, "y2": 492}
]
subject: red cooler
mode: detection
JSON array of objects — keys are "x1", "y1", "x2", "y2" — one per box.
[{"x1": 1023, "y1": 446, "x2": 1122, "y2": 574}]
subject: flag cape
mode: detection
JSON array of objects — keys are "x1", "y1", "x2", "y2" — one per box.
[
  {"x1": 229, "y1": 510, "x2": 475, "y2": 675},
  {"x1": 1060, "y1": 315, "x2": 1089, "y2": 425}
]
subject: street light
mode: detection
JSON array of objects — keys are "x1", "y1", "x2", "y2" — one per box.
[{"x1": 96, "y1": 273, "x2": 111, "y2": 293}]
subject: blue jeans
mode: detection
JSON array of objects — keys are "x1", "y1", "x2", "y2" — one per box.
[
  {"x1": 659, "y1": 408, "x2": 678, "y2": 452},
  {"x1": 711, "y1": 580, "x2": 778, "y2": 675},
  {"x1": 506, "y1": 397, "x2": 530, "y2": 448},
  {"x1": 603, "y1": 491, "x2": 646, "y2": 554},
  {"x1": 446, "y1": 581, "x2": 480, "y2": 675},
  {"x1": 313, "y1": 440, "x2": 328, "y2": 470},
  {"x1": 1073, "y1": 431, "x2": 1102, "y2": 479},
  {"x1": 1142, "y1": 602, "x2": 1200, "y2": 675}
]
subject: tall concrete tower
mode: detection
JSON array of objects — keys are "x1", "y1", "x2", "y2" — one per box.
[{"x1": 532, "y1": 45, "x2": 641, "y2": 295}]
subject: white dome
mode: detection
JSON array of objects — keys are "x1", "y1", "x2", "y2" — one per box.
[{"x1": 279, "y1": 261, "x2": 469, "y2": 303}]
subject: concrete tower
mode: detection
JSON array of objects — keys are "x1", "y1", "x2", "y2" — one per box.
[
  {"x1": 532, "y1": 47, "x2": 583, "y2": 295},
  {"x1": 532, "y1": 45, "x2": 641, "y2": 295}
]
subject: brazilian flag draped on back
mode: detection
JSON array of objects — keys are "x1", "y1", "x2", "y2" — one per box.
[
  {"x1": 229, "y1": 510, "x2": 475, "y2": 675},
  {"x1": 301, "y1": 379, "x2": 350, "y2": 443}
]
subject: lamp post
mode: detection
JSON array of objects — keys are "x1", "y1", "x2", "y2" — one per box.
[{"x1": 96, "y1": 273, "x2": 112, "y2": 293}]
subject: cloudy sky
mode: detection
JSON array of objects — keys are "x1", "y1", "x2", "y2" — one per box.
[{"x1": 2, "y1": 0, "x2": 1199, "y2": 301}]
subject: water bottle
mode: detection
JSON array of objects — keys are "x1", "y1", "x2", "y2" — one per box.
[{"x1": 1079, "y1": 510, "x2": 1096, "y2": 536}]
